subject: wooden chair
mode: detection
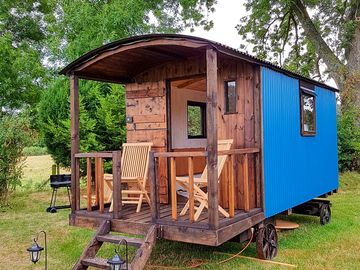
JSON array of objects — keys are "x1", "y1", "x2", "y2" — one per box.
[
  {"x1": 83, "y1": 176, "x2": 113, "y2": 206},
  {"x1": 108, "y1": 142, "x2": 153, "y2": 213},
  {"x1": 176, "y1": 139, "x2": 233, "y2": 221}
]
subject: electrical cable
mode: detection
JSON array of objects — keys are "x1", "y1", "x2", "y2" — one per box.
[{"x1": 147, "y1": 228, "x2": 254, "y2": 269}]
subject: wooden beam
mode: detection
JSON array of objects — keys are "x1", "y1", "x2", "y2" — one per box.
[
  {"x1": 218, "y1": 148, "x2": 260, "y2": 155},
  {"x1": 72, "y1": 220, "x2": 111, "y2": 270},
  {"x1": 177, "y1": 77, "x2": 205, "y2": 88},
  {"x1": 70, "y1": 75, "x2": 80, "y2": 212},
  {"x1": 75, "y1": 152, "x2": 113, "y2": 158},
  {"x1": 154, "y1": 151, "x2": 207, "y2": 158},
  {"x1": 130, "y1": 225, "x2": 157, "y2": 270},
  {"x1": 206, "y1": 48, "x2": 219, "y2": 229},
  {"x1": 86, "y1": 158, "x2": 92, "y2": 212},
  {"x1": 112, "y1": 151, "x2": 122, "y2": 219}
]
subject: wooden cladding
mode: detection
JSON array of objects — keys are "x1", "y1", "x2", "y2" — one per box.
[
  {"x1": 217, "y1": 57, "x2": 261, "y2": 210},
  {"x1": 125, "y1": 81, "x2": 168, "y2": 203}
]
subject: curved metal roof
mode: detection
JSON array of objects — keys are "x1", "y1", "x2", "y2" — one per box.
[{"x1": 60, "y1": 33, "x2": 338, "y2": 92}]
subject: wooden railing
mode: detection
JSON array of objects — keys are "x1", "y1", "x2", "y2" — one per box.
[
  {"x1": 152, "y1": 148, "x2": 260, "y2": 225},
  {"x1": 73, "y1": 151, "x2": 122, "y2": 219}
]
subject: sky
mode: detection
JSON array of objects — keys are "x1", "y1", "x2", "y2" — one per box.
[
  {"x1": 182, "y1": 0, "x2": 246, "y2": 49},
  {"x1": 181, "y1": 0, "x2": 337, "y2": 88}
]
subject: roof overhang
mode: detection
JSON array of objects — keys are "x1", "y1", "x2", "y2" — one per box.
[{"x1": 59, "y1": 34, "x2": 338, "y2": 92}]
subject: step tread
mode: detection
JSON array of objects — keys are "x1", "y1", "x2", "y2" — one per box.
[
  {"x1": 82, "y1": 257, "x2": 110, "y2": 269},
  {"x1": 97, "y1": 234, "x2": 144, "y2": 247}
]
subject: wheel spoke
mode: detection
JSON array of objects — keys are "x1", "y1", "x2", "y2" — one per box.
[{"x1": 263, "y1": 242, "x2": 269, "y2": 254}]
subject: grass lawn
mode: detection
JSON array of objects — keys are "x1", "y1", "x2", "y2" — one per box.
[
  {"x1": 21, "y1": 155, "x2": 70, "y2": 191},
  {"x1": 0, "y1": 156, "x2": 359, "y2": 269}
]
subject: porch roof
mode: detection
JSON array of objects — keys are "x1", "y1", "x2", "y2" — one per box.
[{"x1": 59, "y1": 34, "x2": 338, "y2": 92}]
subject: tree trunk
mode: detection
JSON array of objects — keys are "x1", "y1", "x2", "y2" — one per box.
[
  {"x1": 292, "y1": 0, "x2": 346, "y2": 89},
  {"x1": 344, "y1": 24, "x2": 360, "y2": 114}
]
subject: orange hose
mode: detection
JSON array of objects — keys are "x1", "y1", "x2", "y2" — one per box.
[{"x1": 147, "y1": 228, "x2": 254, "y2": 269}]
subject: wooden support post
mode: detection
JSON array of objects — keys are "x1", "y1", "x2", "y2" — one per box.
[
  {"x1": 149, "y1": 152, "x2": 159, "y2": 222},
  {"x1": 228, "y1": 155, "x2": 235, "y2": 218},
  {"x1": 206, "y1": 48, "x2": 219, "y2": 229},
  {"x1": 86, "y1": 158, "x2": 92, "y2": 212},
  {"x1": 170, "y1": 157, "x2": 177, "y2": 221},
  {"x1": 188, "y1": 157, "x2": 195, "y2": 223},
  {"x1": 112, "y1": 151, "x2": 122, "y2": 219},
  {"x1": 255, "y1": 153, "x2": 261, "y2": 208},
  {"x1": 70, "y1": 75, "x2": 80, "y2": 213},
  {"x1": 243, "y1": 154, "x2": 250, "y2": 212}
]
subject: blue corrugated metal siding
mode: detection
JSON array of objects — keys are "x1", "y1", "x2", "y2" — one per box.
[{"x1": 261, "y1": 67, "x2": 338, "y2": 218}]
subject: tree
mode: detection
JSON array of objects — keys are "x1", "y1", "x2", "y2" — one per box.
[
  {"x1": 237, "y1": 0, "x2": 359, "y2": 107},
  {"x1": 0, "y1": 0, "x2": 54, "y2": 111},
  {"x1": 237, "y1": 0, "x2": 360, "y2": 172},
  {"x1": 38, "y1": 0, "x2": 216, "y2": 167},
  {"x1": 0, "y1": 115, "x2": 31, "y2": 200}
]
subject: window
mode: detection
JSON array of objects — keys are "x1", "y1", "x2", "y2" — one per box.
[
  {"x1": 187, "y1": 101, "x2": 206, "y2": 138},
  {"x1": 300, "y1": 81, "x2": 316, "y2": 136},
  {"x1": 224, "y1": 80, "x2": 237, "y2": 113}
]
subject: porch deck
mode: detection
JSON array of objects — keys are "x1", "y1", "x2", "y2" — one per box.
[{"x1": 70, "y1": 203, "x2": 264, "y2": 246}]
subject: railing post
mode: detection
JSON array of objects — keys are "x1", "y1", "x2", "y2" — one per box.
[
  {"x1": 70, "y1": 74, "x2": 80, "y2": 213},
  {"x1": 170, "y1": 157, "x2": 177, "y2": 221},
  {"x1": 95, "y1": 157, "x2": 105, "y2": 213},
  {"x1": 188, "y1": 157, "x2": 195, "y2": 223},
  {"x1": 86, "y1": 158, "x2": 92, "y2": 211},
  {"x1": 243, "y1": 154, "x2": 250, "y2": 212},
  {"x1": 255, "y1": 152, "x2": 262, "y2": 208},
  {"x1": 149, "y1": 152, "x2": 159, "y2": 222},
  {"x1": 112, "y1": 151, "x2": 122, "y2": 219},
  {"x1": 228, "y1": 155, "x2": 235, "y2": 218}
]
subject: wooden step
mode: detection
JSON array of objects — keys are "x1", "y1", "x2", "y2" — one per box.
[
  {"x1": 81, "y1": 257, "x2": 110, "y2": 269},
  {"x1": 97, "y1": 234, "x2": 143, "y2": 247}
]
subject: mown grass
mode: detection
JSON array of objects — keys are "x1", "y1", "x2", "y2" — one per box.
[
  {"x1": 0, "y1": 156, "x2": 359, "y2": 269},
  {"x1": 21, "y1": 155, "x2": 70, "y2": 191}
]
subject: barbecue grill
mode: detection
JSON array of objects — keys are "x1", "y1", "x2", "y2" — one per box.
[{"x1": 46, "y1": 174, "x2": 71, "y2": 213}]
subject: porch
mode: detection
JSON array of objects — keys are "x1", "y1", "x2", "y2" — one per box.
[{"x1": 69, "y1": 148, "x2": 263, "y2": 246}]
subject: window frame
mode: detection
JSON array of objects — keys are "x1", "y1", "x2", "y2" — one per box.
[
  {"x1": 299, "y1": 82, "x2": 316, "y2": 136},
  {"x1": 224, "y1": 80, "x2": 238, "y2": 114},
  {"x1": 186, "y1": 100, "x2": 207, "y2": 139}
]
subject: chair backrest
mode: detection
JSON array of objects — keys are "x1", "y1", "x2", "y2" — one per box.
[
  {"x1": 121, "y1": 142, "x2": 153, "y2": 183},
  {"x1": 200, "y1": 139, "x2": 233, "y2": 180}
]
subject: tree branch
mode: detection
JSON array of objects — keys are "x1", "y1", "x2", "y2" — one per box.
[{"x1": 292, "y1": 0, "x2": 345, "y2": 88}]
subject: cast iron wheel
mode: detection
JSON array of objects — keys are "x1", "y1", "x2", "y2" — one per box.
[
  {"x1": 320, "y1": 204, "x2": 331, "y2": 225},
  {"x1": 256, "y1": 223, "x2": 278, "y2": 260},
  {"x1": 49, "y1": 207, "x2": 57, "y2": 213}
]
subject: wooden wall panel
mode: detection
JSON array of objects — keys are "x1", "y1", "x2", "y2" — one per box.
[
  {"x1": 124, "y1": 55, "x2": 262, "y2": 210},
  {"x1": 125, "y1": 81, "x2": 168, "y2": 203},
  {"x1": 216, "y1": 56, "x2": 260, "y2": 210}
]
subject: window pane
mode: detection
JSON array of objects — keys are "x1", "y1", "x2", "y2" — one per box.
[
  {"x1": 187, "y1": 102, "x2": 206, "y2": 138},
  {"x1": 302, "y1": 93, "x2": 315, "y2": 132},
  {"x1": 225, "y1": 81, "x2": 237, "y2": 113}
]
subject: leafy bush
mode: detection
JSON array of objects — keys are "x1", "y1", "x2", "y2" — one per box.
[
  {"x1": 23, "y1": 146, "x2": 48, "y2": 156},
  {"x1": 338, "y1": 108, "x2": 360, "y2": 172},
  {"x1": 0, "y1": 115, "x2": 31, "y2": 200},
  {"x1": 37, "y1": 79, "x2": 126, "y2": 169}
]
